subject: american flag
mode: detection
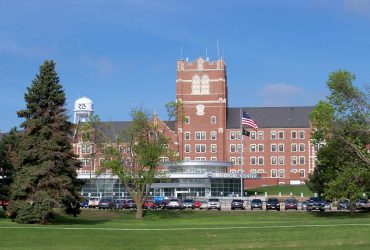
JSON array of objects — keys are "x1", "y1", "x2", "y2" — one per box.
[{"x1": 242, "y1": 110, "x2": 258, "y2": 130}]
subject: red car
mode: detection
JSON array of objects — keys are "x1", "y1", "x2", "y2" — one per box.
[
  {"x1": 192, "y1": 200, "x2": 202, "y2": 209},
  {"x1": 143, "y1": 199, "x2": 157, "y2": 209}
]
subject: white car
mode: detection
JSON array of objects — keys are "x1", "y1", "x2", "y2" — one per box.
[
  {"x1": 208, "y1": 198, "x2": 221, "y2": 210},
  {"x1": 88, "y1": 197, "x2": 100, "y2": 208},
  {"x1": 166, "y1": 198, "x2": 183, "y2": 210}
]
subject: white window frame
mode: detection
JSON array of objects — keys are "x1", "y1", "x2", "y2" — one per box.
[
  {"x1": 211, "y1": 116, "x2": 216, "y2": 124},
  {"x1": 195, "y1": 157, "x2": 206, "y2": 161},
  {"x1": 210, "y1": 131, "x2": 217, "y2": 140},
  {"x1": 238, "y1": 144, "x2": 243, "y2": 153},
  {"x1": 230, "y1": 157, "x2": 236, "y2": 164},
  {"x1": 211, "y1": 157, "x2": 217, "y2": 161},
  {"x1": 184, "y1": 116, "x2": 190, "y2": 124},
  {"x1": 271, "y1": 169, "x2": 277, "y2": 178},
  {"x1": 258, "y1": 156, "x2": 264, "y2": 165},
  {"x1": 250, "y1": 131, "x2": 256, "y2": 140},
  {"x1": 250, "y1": 144, "x2": 256, "y2": 152},
  {"x1": 291, "y1": 143, "x2": 297, "y2": 152},
  {"x1": 184, "y1": 144, "x2": 191, "y2": 153},
  {"x1": 195, "y1": 144, "x2": 206, "y2": 153},
  {"x1": 195, "y1": 131, "x2": 206, "y2": 140},
  {"x1": 211, "y1": 144, "x2": 217, "y2": 153},
  {"x1": 278, "y1": 156, "x2": 284, "y2": 165},
  {"x1": 271, "y1": 144, "x2": 277, "y2": 152},
  {"x1": 278, "y1": 143, "x2": 284, "y2": 152},
  {"x1": 230, "y1": 131, "x2": 236, "y2": 140},
  {"x1": 278, "y1": 169, "x2": 285, "y2": 178},
  {"x1": 291, "y1": 156, "x2": 298, "y2": 165},
  {"x1": 299, "y1": 143, "x2": 305, "y2": 152},
  {"x1": 299, "y1": 169, "x2": 305, "y2": 177},
  {"x1": 230, "y1": 144, "x2": 236, "y2": 153},
  {"x1": 299, "y1": 130, "x2": 305, "y2": 139},
  {"x1": 258, "y1": 144, "x2": 264, "y2": 152},
  {"x1": 271, "y1": 156, "x2": 277, "y2": 165},
  {"x1": 184, "y1": 157, "x2": 191, "y2": 161},
  {"x1": 258, "y1": 131, "x2": 264, "y2": 140},
  {"x1": 271, "y1": 131, "x2": 277, "y2": 140},
  {"x1": 184, "y1": 132, "x2": 191, "y2": 140},
  {"x1": 250, "y1": 157, "x2": 257, "y2": 165},
  {"x1": 299, "y1": 156, "x2": 305, "y2": 165},
  {"x1": 278, "y1": 131, "x2": 284, "y2": 139},
  {"x1": 291, "y1": 131, "x2": 297, "y2": 139}
]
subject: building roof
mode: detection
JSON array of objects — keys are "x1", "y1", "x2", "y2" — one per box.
[{"x1": 227, "y1": 106, "x2": 314, "y2": 129}]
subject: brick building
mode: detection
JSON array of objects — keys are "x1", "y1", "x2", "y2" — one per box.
[{"x1": 73, "y1": 57, "x2": 316, "y2": 198}]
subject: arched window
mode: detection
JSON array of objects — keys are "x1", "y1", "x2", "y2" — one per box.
[
  {"x1": 192, "y1": 75, "x2": 200, "y2": 94},
  {"x1": 200, "y1": 74, "x2": 209, "y2": 94}
]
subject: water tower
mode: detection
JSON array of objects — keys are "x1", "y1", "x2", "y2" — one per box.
[{"x1": 73, "y1": 96, "x2": 94, "y2": 124}]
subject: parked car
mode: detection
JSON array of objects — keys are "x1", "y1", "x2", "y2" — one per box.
[
  {"x1": 337, "y1": 199, "x2": 350, "y2": 210},
  {"x1": 80, "y1": 199, "x2": 89, "y2": 208},
  {"x1": 114, "y1": 199, "x2": 125, "y2": 209},
  {"x1": 193, "y1": 200, "x2": 202, "y2": 209},
  {"x1": 307, "y1": 197, "x2": 325, "y2": 212},
  {"x1": 143, "y1": 199, "x2": 157, "y2": 209},
  {"x1": 324, "y1": 201, "x2": 332, "y2": 211},
  {"x1": 200, "y1": 201, "x2": 208, "y2": 210},
  {"x1": 231, "y1": 199, "x2": 245, "y2": 210},
  {"x1": 124, "y1": 199, "x2": 137, "y2": 209},
  {"x1": 167, "y1": 198, "x2": 183, "y2": 210},
  {"x1": 88, "y1": 197, "x2": 100, "y2": 208},
  {"x1": 266, "y1": 198, "x2": 280, "y2": 211},
  {"x1": 355, "y1": 199, "x2": 368, "y2": 210},
  {"x1": 158, "y1": 199, "x2": 169, "y2": 209},
  {"x1": 284, "y1": 198, "x2": 298, "y2": 210},
  {"x1": 207, "y1": 198, "x2": 221, "y2": 210},
  {"x1": 251, "y1": 199, "x2": 263, "y2": 210},
  {"x1": 0, "y1": 199, "x2": 10, "y2": 210},
  {"x1": 182, "y1": 199, "x2": 195, "y2": 209},
  {"x1": 98, "y1": 198, "x2": 115, "y2": 209},
  {"x1": 301, "y1": 200, "x2": 309, "y2": 210}
]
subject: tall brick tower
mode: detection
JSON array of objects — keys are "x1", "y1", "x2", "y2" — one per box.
[{"x1": 176, "y1": 57, "x2": 228, "y2": 161}]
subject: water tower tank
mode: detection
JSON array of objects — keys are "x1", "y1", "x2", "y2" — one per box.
[{"x1": 73, "y1": 96, "x2": 94, "y2": 123}]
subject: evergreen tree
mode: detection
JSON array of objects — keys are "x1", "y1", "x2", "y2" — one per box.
[
  {"x1": 8, "y1": 60, "x2": 82, "y2": 223},
  {"x1": 0, "y1": 128, "x2": 19, "y2": 209}
]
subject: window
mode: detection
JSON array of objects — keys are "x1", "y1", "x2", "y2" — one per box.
[
  {"x1": 299, "y1": 130, "x2": 305, "y2": 139},
  {"x1": 291, "y1": 156, "x2": 297, "y2": 165},
  {"x1": 291, "y1": 143, "x2": 297, "y2": 152},
  {"x1": 81, "y1": 145, "x2": 91, "y2": 154},
  {"x1": 99, "y1": 158, "x2": 105, "y2": 166},
  {"x1": 258, "y1": 144, "x2": 264, "y2": 152},
  {"x1": 200, "y1": 74, "x2": 210, "y2": 94},
  {"x1": 258, "y1": 157, "x2": 264, "y2": 165},
  {"x1": 258, "y1": 131, "x2": 264, "y2": 140},
  {"x1": 238, "y1": 144, "x2": 243, "y2": 153},
  {"x1": 250, "y1": 169, "x2": 257, "y2": 174},
  {"x1": 250, "y1": 131, "x2": 256, "y2": 139},
  {"x1": 278, "y1": 131, "x2": 284, "y2": 139},
  {"x1": 299, "y1": 143, "x2": 305, "y2": 152},
  {"x1": 184, "y1": 157, "x2": 191, "y2": 161},
  {"x1": 195, "y1": 157, "x2": 206, "y2": 161},
  {"x1": 237, "y1": 157, "x2": 243, "y2": 165},
  {"x1": 184, "y1": 132, "x2": 191, "y2": 140},
  {"x1": 185, "y1": 144, "x2": 191, "y2": 153},
  {"x1": 211, "y1": 116, "x2": 216, "y2": 124},
  {"x1": 257, "y1": 169, "x2": 264, "y2": 173},
  {"x1": 160, "y1": 157, "x2": 169, "y2": 163},
  {"x1": 278, "y1": 144, "x2": 284, "y2": 152},
  {"x1": 195, "y1": 144, "x2": 206, "y2": 153},
  {"x1": 81, "y1": 158, "x2": 91, "y2": 167},
  {"x1": 211, "y1": 144, "x2": 217, "y2": 153},
  {"x1": 271, "y1": 156, "x2": 277, "y2": 165},
  {"x1": 250, "y1": 144, "x2": 256, "y2": 152},
  {"x1": 211, "y1": 131, "x2": 217, "y2": 140},
  {"x1": 230, "y1": 144, "x2": 236, "y2": 153},
  {"x1": 230, "y1": 157, "x2": 236, "y2": 164},
  {"x1": 237, "y1": 132, "x2": 242, "y2": 140},
  {"x1": 230, "y1": 170, "x2": 236, "y2": 174},
  {"x1": 279, "y1": 169, "x2": 285, "y2": 178},
  {"x1": 291, "y1": 131, "x2": 297, "y2": 139},
  {"x1": 271, "y1": 169, "x2": 277, "y2": 178},
  {"x1": 271, "y1": 144, "x2": 277, "y2": 152},
  {"x1": 299, "y1": 169, "x2": 305, "y2": 177},
  {"x1": 230, "y1": 131, "x2": 236, "y2": 140},
  {"x1": 184, "y1": 116, "x2": 190, "y2": 124},
  {"x1": 299, "y1": 156, "x2": 305, "y2": 165},
  {"x1": 192, "y1": 75, "x2": 200, "y2": 94},
  {"x1": 211, "y1": 157, "x2": 217, "y2": 161},
  {"x1": 250, "y1": 157, "x2": 256, "y2": 165},
  {"x1": 195, "y1": 132, "x2": 206, "y2": 140},
  {"x1": 271, "y1": 131, "x2": 277, "y2": 140},
  {"x1": 278, "y1": 156, "x2": 284, "y2": 165}
]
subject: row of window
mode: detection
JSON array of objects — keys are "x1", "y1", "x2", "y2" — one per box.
[
  {"x1": 229, "y1": 156, "x2": 305, "y2": 165},
  {"x1": 184, "y1": 115, "x2": 217, "y2": 124},
  {"x1": 184, "y1": 143, "x2": 306, "y2": 153},
  {"x1": 229, "y1": 169, "x2": 306, "y2": 178},
  {"x1": 184, "y1": 130, "x2": 306, "y2": 140}
]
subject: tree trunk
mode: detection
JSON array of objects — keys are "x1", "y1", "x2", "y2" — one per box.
[{"x1": 136, "y1": 204, "x2": 143, "y2": 219}]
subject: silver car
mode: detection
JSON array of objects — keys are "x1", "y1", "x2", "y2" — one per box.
[{"x1": 167, "y1": 198, "x2": 183, "y2": 210}]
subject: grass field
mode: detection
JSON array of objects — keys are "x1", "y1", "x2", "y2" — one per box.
[
  {"x1": 245, "y1": 184, "x2": 314, "y2": 197},
  {"x1": 1, "y1": 208, "x2": 369, "y2": 249}
]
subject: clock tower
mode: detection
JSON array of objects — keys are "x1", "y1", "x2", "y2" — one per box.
[{"x1": 176, "y1": 57, "x2": 228, "y2": 161}]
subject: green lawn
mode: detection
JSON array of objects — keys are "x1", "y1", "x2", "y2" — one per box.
[
  {"x1": 0, "y1": 208, "x2": 369, "y2": 249},
  {"x1": 245, "y1": 184, "x2": 314, "y2": 197}
]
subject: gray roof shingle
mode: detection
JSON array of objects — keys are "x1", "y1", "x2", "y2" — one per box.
[{"x1": 227, "y1": 106, "x2": 314, "y2": 129}]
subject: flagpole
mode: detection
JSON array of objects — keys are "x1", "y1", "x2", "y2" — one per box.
[{"x1": 240, "y1": 108, "x2": 243, "y2": 199}]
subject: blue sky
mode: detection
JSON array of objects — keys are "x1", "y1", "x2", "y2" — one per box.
[{"x1": 1, "y1": 0, "x2": 370, "y2": 132}]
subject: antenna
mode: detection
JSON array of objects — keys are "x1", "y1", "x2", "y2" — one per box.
[
  {"x1": 217, "y1": 40, "x2": 220, "y2": 59},
  {"x1": 206, "y1": 48, "x2": 209, "y2": 61}
]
